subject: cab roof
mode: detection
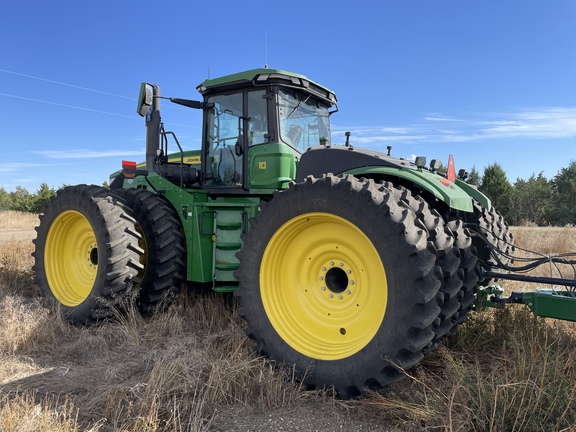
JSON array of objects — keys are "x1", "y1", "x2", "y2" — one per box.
[{"x1": 196, "y1": 68, "x2": 336, "y2": 103}]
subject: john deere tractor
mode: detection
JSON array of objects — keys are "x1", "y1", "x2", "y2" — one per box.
[{"x1": 34, "y1": 68, "x2": 519, "y2": 397}]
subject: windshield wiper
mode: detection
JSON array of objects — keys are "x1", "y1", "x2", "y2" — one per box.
[{"x1": 286, "y1": 95, "x2": 311, "y2": 119}]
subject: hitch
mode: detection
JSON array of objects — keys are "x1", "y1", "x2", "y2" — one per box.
[{"x1": 478, "y1": 285, "x2": 576, "y2": 322}]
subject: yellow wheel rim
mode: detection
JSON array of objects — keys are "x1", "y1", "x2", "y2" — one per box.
[
  {"x1": 45, "y1": 210, "x2": 98, "y2": 307},
  {"x1": 261, "y1": 212, "x2": 387, "y2": 360}
]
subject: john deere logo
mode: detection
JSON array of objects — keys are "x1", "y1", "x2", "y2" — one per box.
[
  {"x1": 259, "y1": 161, "x2": 267, "y2": 169},
  {"x1": 184, "y1": 156, "x2": 201, "y2": 164}
]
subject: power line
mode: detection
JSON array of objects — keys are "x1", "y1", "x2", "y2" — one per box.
[
  {"x1": 0, "y1": 92, "x2": 199, "y2": 128},
  {"x1": 0, "y1": 68, "x2": 198, "y2": 113},
  {"x1": 0, "y1": 93, "x2": 137, "y2": 119},
  {"x1": 0, "y1": 68, "x2": 135, "y2": 100}
]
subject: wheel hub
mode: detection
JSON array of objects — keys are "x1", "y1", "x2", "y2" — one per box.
[{"x1": 318, "y1": 260, "x2": 354, "y2": 299}]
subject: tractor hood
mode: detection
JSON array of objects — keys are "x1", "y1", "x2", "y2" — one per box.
[
  {"x1": 296, "y1": 145, "x2": 480, "y2": 213},
  {"x1": 296, "y1": 145, "x2": 414, "y2": 182}
]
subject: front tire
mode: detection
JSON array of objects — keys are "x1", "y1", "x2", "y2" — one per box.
[
  {"x1": 32, "y1": 185, "x2": 144, "y2": 324},
  {"x1": 236, "y1": 174, "x2": 442, "y2": 397}
]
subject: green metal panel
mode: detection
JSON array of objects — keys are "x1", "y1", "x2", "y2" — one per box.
[
  {"x1": 344, "y1": 166, "x2": 474, "y2": 212},
  {"x1": 477, "y1": 286, "x2": 576, "y2": 322},
  {"x1": 248, "y1": 143, "x2": 297, "y2": 191},
  {"x1": 121, "y1": 173, "x2": 212, "y2": 282},
  {"x1": 119, "y1": 173, "x2": 259, "y2": 286},
  {"x1": 455, "y1": 178, "x2": 491, "y2": 210},
  {"x1": 523, "y1": 290, "x2": 576, "y2": 322}
]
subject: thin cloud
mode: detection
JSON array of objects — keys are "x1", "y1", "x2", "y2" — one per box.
[
  {"x1": 423, "y1": 114, "x2": 463, "y2": 122},
  {"x1": 337, "y1": 107, "x2": 576, "y2": 147},
  {"x1": 33, "y1": 149, "x2": 144, "y2": 159},
  {"x1": 0, "y1": 162, "x2": 46, "y2": 172},
  {"x1": 477, "y1": 108, "x2": 576, "y2": 139}
]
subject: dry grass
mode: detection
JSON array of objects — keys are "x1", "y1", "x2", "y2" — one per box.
[
  {"x1": 1, "y1": 209, "x2": 576, "y2": 431},
  {"x1": 353, "y1": 225, "x2": 576, "y2": 431},
  {"x1": 509, "y1": 226, "x2": 576, "y2": 290},
  {"x1": 0, "y1": 211, "x2": 39, "y2": 230}
]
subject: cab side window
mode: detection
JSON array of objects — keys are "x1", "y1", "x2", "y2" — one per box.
[{"x1": 205, "y1": 92, "x2": 243, "y2": 187}]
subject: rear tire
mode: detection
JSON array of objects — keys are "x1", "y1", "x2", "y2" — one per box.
[
  {"x1": 113, "y1": 188, "x2": 185, "y2": 313},
  {"x1": 467, "y1": 201, "x2": 514, "y2": 286},
  {"x1": 383, "y1": 183, "x2": 464, "y2": 351},
  {"x1": 236, "y1": 174, "x2": 442, "y2": 397},
  {"x1": 445, "y1": 218, "x2": 479, "y2": 332},
  {"x1": 32, "y1": 185, "x2": 144, "y2": 324}
]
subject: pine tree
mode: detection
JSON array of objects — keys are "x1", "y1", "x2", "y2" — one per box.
[
  {"x1": 549, "y1": 160, "x2": 576, "y2": 226},
  {"x1": 509, "y1": 173, "x2": 551, "y2": 226},
  {"x1": 479, "y1": 163, "x2": 513, "y2": 220},
  {"x1": 31, "y1": 183, "x2": 56, "y2": 214}
]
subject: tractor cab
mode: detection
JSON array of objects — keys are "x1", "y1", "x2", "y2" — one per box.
[{"x1": 135, "y1": 68, "x2": 337, "y2": 194}]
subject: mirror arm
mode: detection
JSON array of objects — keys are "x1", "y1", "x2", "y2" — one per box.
[{"x1": 169, "y1": 98, "x2": 214, "y2": 110}]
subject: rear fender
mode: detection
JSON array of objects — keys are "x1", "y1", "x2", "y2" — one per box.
[{"x1": 344, "y1": 166, "x2": 489, "y2": 213}]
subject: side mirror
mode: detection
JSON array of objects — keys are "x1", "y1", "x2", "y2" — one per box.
[
  {"x1": 137, "y1": 82, "x2": 155, "y2": 117},
  {"x1": 234, "y1": 141, "x2": 244, "y2": 156}
]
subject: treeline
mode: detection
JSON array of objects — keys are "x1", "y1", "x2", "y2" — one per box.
[
  {"x1": 0, "y1": 183, "x2": 57, "y2": 214},
  {"x1": 1, "y1": 161, "x2": 575, "y2": 226},
  {"x1": 468, "y1": 160, "x2": 576, "y2": 226}
]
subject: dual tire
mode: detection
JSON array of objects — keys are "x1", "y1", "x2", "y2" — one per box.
[
  {"x1": 33, "y1": 185, "x2": 184, "y2": 324},
  {"x1": 236, "y1": 174, "x2": 444, "y2": 397}
]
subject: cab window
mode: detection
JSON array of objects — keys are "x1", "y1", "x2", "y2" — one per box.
[
  {"x1": 204, "y1": 89, "x2": 270, "y2": 188},
  {"x1": 278, "y1": 89, "x2": 330, "y2": 153},
  {"x1": 204, "y1": 92, "x2": 244, "y2": 187}
]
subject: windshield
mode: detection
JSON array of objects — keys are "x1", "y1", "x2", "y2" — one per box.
[{"x1": 278, "y1": 89, "x2": 331, "y2": 153}]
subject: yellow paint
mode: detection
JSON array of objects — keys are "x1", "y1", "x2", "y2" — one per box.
[
  {"x1": 260, "y1": 212, "x2": 387, "y2": 360},
  {"x1": 45, "y1": 210, "x2": 97, "y2": 306}
]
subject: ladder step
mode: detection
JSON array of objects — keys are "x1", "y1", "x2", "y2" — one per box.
[
  {"x1": 215, "y1": 262, "x2": 240, "y2": 271},
  {"x1": 216, "y1": 222, "x2": 242, "y2": 230},
  {"x1": 216, "y1": 242, "x2": 242, "y2": 250}
]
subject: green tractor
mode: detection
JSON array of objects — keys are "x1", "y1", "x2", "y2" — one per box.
[{"x1": 33, "y1": 68, "x2": 516, "y2": 397}]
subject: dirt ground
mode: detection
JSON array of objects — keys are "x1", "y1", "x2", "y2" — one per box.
[{"x1": 209, "y1": 403, "x2": 401, "y2": 431}]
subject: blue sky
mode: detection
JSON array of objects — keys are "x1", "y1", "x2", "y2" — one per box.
[{"x1": 1, "y1": 0, "x2": 574, "y2": 193}]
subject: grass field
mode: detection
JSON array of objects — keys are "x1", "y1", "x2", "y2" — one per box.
[{"x1": 1, "y1": 210, "x2": 576, "y2": 431}]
